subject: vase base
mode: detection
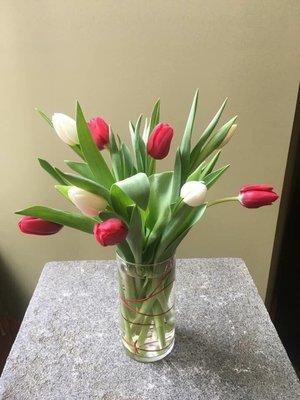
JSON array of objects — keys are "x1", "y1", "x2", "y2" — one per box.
[{"x1": 122, "y1": 338, "x2": 175, "y2": 363}]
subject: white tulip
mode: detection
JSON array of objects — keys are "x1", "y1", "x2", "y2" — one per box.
[
  {"x1": 218, "y1": 124, "x2": 237, "y2": 148},
  {"x1": 68, "y1": 187, "x2": 107, "y2": 217},
  {"x1": 180, "y1": 181, "x2": 207, "y2": 207},
  {"x1": 52, "y1": 113, "x2": 79, "y2": 146}
]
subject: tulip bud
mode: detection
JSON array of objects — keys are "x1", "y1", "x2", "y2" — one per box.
[
  {"x1": 87, "y1": 116, "x2": 109, "y2": 150},
  {"x1": 93, "y1": 218, "x2": 128, "y2": 246},
  {"x1": 218, "y1": 124, "x2": 237, "y2": 148},
  {"x1": 68, "y1": 187, "x2": 107, "y2": 216},
  {"x1": 180, "y1": 181, "x2": 207, "y2": 207},
  {"x1": 238, "y1": 184, "x2": 278, "y2": 208},
  {"x1": 147, "y1": 123, "x2": 174, "y2": 159},
  {"x1": 18, "y1": 216, "x2": 63, "y2": 235},
  {"x1": 52, "y1": 113, "x2": 79, "y2": 146}
]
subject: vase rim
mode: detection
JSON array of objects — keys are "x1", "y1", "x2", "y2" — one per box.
[{"x1": 116, "y1": 253, "x2": 175, "y2": 267}]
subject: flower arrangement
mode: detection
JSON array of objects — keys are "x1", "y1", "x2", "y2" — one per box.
[{"x1": 16, "y1": 90, "x2": 278, "y2": 361}]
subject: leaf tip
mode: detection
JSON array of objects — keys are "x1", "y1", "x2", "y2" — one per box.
[{"x1": 76, "y1": 100, "x2": 83, "y2": 116}]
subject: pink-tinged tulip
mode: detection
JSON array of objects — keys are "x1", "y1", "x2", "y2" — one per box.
[
  {"x1": 68, "y1": 187, "x2": 107, "y2": 217},
  {"x1": 52, "y1": 113, "x2": 79, "y2": 146},
  {"x1": 87, "y1": 117, "x2": 109, "y2": 150},
  {"x1": 147, "y1": 123, "x2": 174, "y2": 159},
  {"x1": 18, "y1": 216, "x2": 63, "y2": 235},
  {"x1": 93, "y1": 218, "x2": 128, "y2": 246},
  {"x1": 239, "y1": 184, "x2": 279, "y2": 208},
  {"x1": 218, "y1": 123, "x2": 237, "y2": 148}
]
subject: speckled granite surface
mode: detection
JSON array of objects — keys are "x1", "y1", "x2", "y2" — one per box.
[{"x1": 0, "y1": 259, "x2": 299, "y2": 399}]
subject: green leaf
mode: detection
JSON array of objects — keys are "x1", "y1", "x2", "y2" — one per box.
[
  {"x1": 187, "y1": 161, "x2": 206, "y2": 181},
  {"x1": 179, "y1": 89, "x2": 199, "y2": 180},
  {"x1": 129, "y1": 120, "x2": 145, "y2": 173},
  {"x1": 142, "y1": 118, "x2": 149, "y2": 143},
  {"x1": 110, "y1": 173, "x2": 150, "y2": 219},
  {"x1": 70, "y1": 144, "x2": 85, "y2": 160},
  {"x1": 155, "y1": 203, "x2": 207, "y2": 261},
  {"x1": 108, "y1": 127, "x2": 124, "y2": 181},
  {"x1": 147, "y1": 157, "x2": 156, "y2": 175},
  {"x1": 15, "y1": 206, "x2": 96, "y2": 233},
  {"x1": 170, "y1": 149, "x2": 182, "y2": 203},
  {"x1": 188, "y1": 151, "x2": 221, "y2": 181},
  {"x1": 126, "y1": 206, "x2": 143, "y2": 263},
  {"x1": 191, "y1": 116, "x2": 237, "y2": 169},
  {"x1": 108, "y1": 126, "x2": 119, "y2": 154},
  {"x1": 142, "y1": 172, "x2": 173, "y2": 262},
  {"x1": 76, "y1": 102, "x2": 114, "y2": 188},
  {"x1": 38, "y1": 158, "x2": 68, "y2": 184},
  {"x1": 136, "y1": 115, "x2": 148, "y2": 172},
  {"x1": 202, "y1": 150, "x2": 221, "y2": 176},
  {"x1": 149, "y1": 99, "x2": 160, "y2": 132},
  {"x1": 98, "y1": 210, "x2": 119, "y2": 221},
  {"x1": 55, "y1": 185, "x2": 71, "y2": 201},
  {"x1": 35, "y1": 108, "x2": 53, "y2": 127},
  {"x1": 142, "y1": 117, "x2": 155, "y2": 174},
  {"x1": 121, "y1": 143, "x2": 135, "y2": 178},
  {"x1": 117, "y1": 149, "x2": 126, "y2": 180},
  {"x1": 146, "y1": 171, "x2": 173, "y2": 230},
  {"x1": 117, "y1": 241, "x2": 135, "y2": 263},
  {"x1": 190, "y1": 98, "x2": 227, "y2": 170},
  {"x1": 64, "y1": 160, "x2": 94, "y2": 180},
  {"x1": 159, "y1": 204, "x2": 207, "y2": 260},
  {"x1": 135, "y1": 114, "x2": 143, "y2": 135},
  {"x1": 58, "y1": 172, "x2": 110, "y2": 200},
  {"x1": 203, "y1": 164, "x2": 230, "y2": 188}
]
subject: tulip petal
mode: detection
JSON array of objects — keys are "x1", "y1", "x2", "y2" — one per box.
[
  {"x1": 68, "y1": 187, "x2": 107, "y2": 216},
  {"x1": 52, "y1": 113, "x2": 79, "y2": 146},
  {"x1": 239, "y1": 189, "x2": 278, "y2": 208},
  {"x1": 240, "y1": 184, "x2": 274, "y2": 193},
  {"x1": 180, "y1": 181, "x2": 207, "y2": 207}
]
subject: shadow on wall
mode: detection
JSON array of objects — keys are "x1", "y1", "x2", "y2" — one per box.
[
  {"x1": 0, "y1": 253, "x2": 27, "y2": 318},
  {"x1": 0, "y1": 254, "x2": 24, "y2": 373}
]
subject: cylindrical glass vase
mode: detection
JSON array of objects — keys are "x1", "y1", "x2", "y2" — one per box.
[{"x1": 117, "y1": 255, "x2": 175, "y2": 362}]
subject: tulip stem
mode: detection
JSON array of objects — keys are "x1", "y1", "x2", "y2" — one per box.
[{"x1": 207, "y1": 196, "x2": 239, "y2": 207}]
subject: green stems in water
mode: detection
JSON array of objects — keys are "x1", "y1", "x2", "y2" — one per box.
[{"x1": 118, "y1": 257, "x2": 175, "y2": 360}]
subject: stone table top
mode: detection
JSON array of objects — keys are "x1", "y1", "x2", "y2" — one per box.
[{"x1": 0, "y1": 258, "x2": 299, "y2": 400}]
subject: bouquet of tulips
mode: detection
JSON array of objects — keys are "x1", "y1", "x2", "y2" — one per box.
[{"x1": 16, "y1": 90, "x2": 278, "y2": 361}]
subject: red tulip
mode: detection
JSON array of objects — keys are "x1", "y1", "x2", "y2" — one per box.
[
  {"x1": 87, "y1": 116, "x2": 109, "y2": 150},
  {"x1": 93, "y1": 218, "x2": 128, "y2": 246},
  {"x1": 239, "y1": 184, "x2": 279, "y2": 208},
  {"x1": 147, "y1": 123, "x2": 174, "y2": 159},
  {"x1": 18, "y1": 216, "x2": 63, "y2": 235}
]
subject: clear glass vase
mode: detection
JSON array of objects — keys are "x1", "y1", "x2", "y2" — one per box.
[{"x1": 117, "y1": 255, "x2": 176, "y2": 362}]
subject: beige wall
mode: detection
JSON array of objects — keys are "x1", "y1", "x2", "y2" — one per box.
[{"x1": 1, "y1": 0, "x2": 299, "y2": 316}]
